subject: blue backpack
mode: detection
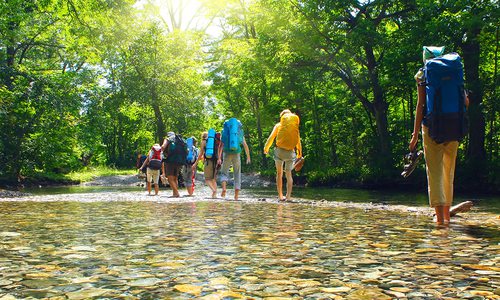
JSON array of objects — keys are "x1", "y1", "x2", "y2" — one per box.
[
  {"x1": 186, "y1": 137, "x2": 197, "y2": 165},
  {"x1": 205, "y1": 129, "x2": 216, "y2": 159},
  {"x1": 424, "y1": 53, "x2": 468, "y2": 143},
  {"x1": 222, "y1": 118, "x2": 242, "y2": 153}
]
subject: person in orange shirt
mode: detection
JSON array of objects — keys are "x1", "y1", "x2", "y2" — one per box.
[{"x1": 264, "y1": 109, "x2": 302, "y2": 201}]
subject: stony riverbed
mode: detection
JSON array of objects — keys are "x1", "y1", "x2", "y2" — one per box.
[{"x1": 0, "y1": 176, "x2": 499, "y2": 299}]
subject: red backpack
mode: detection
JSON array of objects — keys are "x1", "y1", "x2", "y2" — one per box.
[{"x1": 148, "y1": 146, "x2": 162, "y2": 170}]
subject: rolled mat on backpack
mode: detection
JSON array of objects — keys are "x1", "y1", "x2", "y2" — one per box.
[{"x1": 206, "y1": 128, "x2": 216, "y2": 158}]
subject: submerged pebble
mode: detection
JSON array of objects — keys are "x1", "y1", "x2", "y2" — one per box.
[{"x1": 0, "y1": 189, "x2": 498, "y2": 298}]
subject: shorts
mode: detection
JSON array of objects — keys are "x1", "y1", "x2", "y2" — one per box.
[
  {"x1": 274, "y1": 147, "x2": 296, "y2": 171},
  {"x1": 183, "y1": 164, "x2": 195, "y2": 188},
  {"x1": 165, "y1": 163, "x2": 182, "y2": 177},
  {"x1": 146, "y1": 168, "x2": 160, "y2": 184},
  {"x1": 204, "y1": 159, "x2": 218, "y2": 180}
]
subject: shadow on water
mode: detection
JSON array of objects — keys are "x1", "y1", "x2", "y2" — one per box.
[{"x1": 458, "y1": 223, "x2": 500, "y2": 243}]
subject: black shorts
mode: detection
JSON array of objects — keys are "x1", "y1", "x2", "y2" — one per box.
[{"x1": 165, "y1": 163, "x2": 182, "y2": 177}]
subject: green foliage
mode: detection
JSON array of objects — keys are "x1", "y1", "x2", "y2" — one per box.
[{"x1": 0, "y1": 0, "x2": 498, "y2": 192}]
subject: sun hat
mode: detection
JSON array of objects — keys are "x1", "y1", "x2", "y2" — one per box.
[{"x1": 423, "y1": 46, "x2": 445, "y2": 62}]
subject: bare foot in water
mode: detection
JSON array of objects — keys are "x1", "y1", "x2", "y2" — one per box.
[{"x1": 221, "y1": 190, "x2": 226, "y2": 199}]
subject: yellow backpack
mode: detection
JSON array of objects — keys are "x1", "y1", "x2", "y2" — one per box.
[{"x1": 276, "y1": 112, "x2": 299, "y2": 150}]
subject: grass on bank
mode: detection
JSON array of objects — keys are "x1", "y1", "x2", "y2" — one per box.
[
  {"x1": 0, "y1": 166, "x2": 137, "y2": 188},
  {"x1": 66, "y1": 166, "x2": 136, "y2": 183}
]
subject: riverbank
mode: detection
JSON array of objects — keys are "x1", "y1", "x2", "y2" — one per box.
[{"x1": 1, "y1": 174, "x2": 498, "y2": 226}]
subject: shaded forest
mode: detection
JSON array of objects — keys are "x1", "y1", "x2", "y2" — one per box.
[{"x1": 1, "y1": 0, "x2": 498, "y2": 192}]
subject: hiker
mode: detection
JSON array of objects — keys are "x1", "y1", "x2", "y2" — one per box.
[
  {"x1": 139, "y1": 144, "x2": 164, "y2": 196},
  {"x1": 161, "y1": 132, "x2": 187, "y2": 197},
  {"x1": 198, "y1": 130, "x2": 222, "y2": 198},
  {"x1": 183, "y1": 136, "x2": 199, "y2": 196},
  {"x1": 264, "y1": 109, "x2": 302, "y2": 201},
  {"x1": 217, "y1": 118, "x2": 251, "y2": 200},
  {"x1": 409, "y1": 46, "x2": 469, "y2": 226}
]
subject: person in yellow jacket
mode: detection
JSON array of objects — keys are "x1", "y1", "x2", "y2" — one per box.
[{"x1": 264, "y1": 109, "x2": 302, "y2": 201}]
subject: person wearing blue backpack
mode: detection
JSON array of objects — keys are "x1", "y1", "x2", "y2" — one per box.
[
  {"x1": 409, "y1": 46, "x2": 469, "y2": 226},
  {"x1": 198, "y1": 130, "x2": 222, "y2": 198},
  {"x1": 217, "y1": 118, "x2": 251, "y2": 200},
  {"x1": 183, "y1": 136, "x2": 199, "y2": 196}
]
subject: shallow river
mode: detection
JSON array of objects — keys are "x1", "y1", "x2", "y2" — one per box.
[{"x1": 0, "y1": 186, "x2": 499, "y2": 299}]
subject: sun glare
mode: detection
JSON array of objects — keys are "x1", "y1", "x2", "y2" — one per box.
[{"x1": 155, "y1": 0, "x2": 205, "y2": 32}]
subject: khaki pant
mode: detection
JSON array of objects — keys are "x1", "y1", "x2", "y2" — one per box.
[{"x1": 422, "y1": 126, "x2": 459, "y2": 207}]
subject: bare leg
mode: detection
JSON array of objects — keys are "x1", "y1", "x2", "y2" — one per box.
[
  {"x1": 450, "y1": 201, "x2": 473, "y2": 217},
  {"x1": 285, "y1": 170, "x2": 293, "y2": 200},
  {"x1": 154, "y1": 183, "x2": 159, "y2": 195},
  {"x1": 434, "y1": 206, "x2": 446, "y2": 225},
  {"x1": 221, "y1": 181, "x2": 227, "y2": 198},
  {"x1": 147, "y1": 182, "x2": 152, "y2": 195},
  {"x1": 443, "y1": 205, "x2": 451, "y2": 224},
  {"x1": 275, "y1": 160, "x2": 284, "y2": 200},
  {"x1": 235, "y1": 189, "x2": 239, "y2": 200},
  {"x1": 167, "y1": 176, "x2": 180, "y2": 197},
  {"x1": 206, "y1": 179, "x2": 217, "y2": 198}
]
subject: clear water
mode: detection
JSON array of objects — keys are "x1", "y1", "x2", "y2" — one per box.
[{"x1": 0, "y1": 188, "x2": 499, "y2": 299}]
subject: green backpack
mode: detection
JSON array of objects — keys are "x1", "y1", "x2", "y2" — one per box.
[{"x1": 166, "y1": 134, "x2": 187, "y2": 165}]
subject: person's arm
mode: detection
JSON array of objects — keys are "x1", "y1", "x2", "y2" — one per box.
[
  {"x1": 409, "y1": 82, "x2": 426, "y2": 151},
  {"x1": 161, "y1": 138, "x2": 168, "y2": 152},
  {"x1": 296, "y1": 134, "x2": 302, "y2": 159},
  {"x1": 465, "y1": 90, "x2": 470, "y2": 109},
  {"x1": 263, "y1": 124, "x2": 279, "y2": 154},
  {"x1": 243, "y1": 138, "x2": 251, "y2": 164},
  {"x1": 140, "y1": 152, "x2": 150, "y2": 170},
  {"x1": 197, "y1": 140, "x2": 206, "y2": 161},
  {"x1": 192, "y1": 148, "x2": 200, "y2": 170},
  {"x1": 161, "y1": 139, "x2": 169, "y2": 159},
  {"x1": 217, "y1": 141, "x2": 224, "y2": 165}
]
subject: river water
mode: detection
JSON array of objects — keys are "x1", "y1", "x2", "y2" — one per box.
[{"x1": 0, "y1": 185, "x2": 499, "y2": 299}]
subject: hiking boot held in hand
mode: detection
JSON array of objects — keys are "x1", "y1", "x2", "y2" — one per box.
[{"x1": 401, "y1": 150, "x2": 423, "y2": 178}]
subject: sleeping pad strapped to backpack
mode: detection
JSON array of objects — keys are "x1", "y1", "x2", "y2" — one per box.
[
  {"x1": 222, "y1": 118, "x2": 242, "y2": 153},
  {"x1": 424, "y1": 52, "x2": 468, "y2": 143},
  {"x1": 186, "y1": 137, "x2": 197, "y2": 165},
  {"x1": 205, "y1": 128, "x2": 216, "y2": 159},
  {"x1": 148, "y1": 146, "x2": 163, "y2": 170},
  {"x1": 166, "y1": 134, "x2": 187, "y2": 165},
  {"x1": 277, "y1": 112, "x2": 300, "y2": 150}
]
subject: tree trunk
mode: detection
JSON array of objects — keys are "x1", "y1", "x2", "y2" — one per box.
[
  {"x1": 364, "y1": 44, "x2": 391, "y2": 157},
  {"x1": 151, "y1": 85, "x2": 165, "y2": 143},
  {"x1": 461, "y1": 28, "x2": 486, "y2": 165}
]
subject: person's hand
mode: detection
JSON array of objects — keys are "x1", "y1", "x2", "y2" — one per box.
[
  {"x1": 217, "y1": 158, "x2": 222, "y2": 165},
  {"x1": 246, "y1": 157, "x2": 251, "y2": 164},
  {"x1": 409, "y1": 133, "x2": 418, "y2": 151},
  {"x1": 263, "y1": 149, "x2": 268, "y2": 155}
]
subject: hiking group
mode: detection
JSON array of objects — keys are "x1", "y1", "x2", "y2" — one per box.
[
  {"x1": 139, "y1": 111, "x2": 302, "y2": 201},
  {"x1": 139, "y1": 45, "x2": 470, "y2": 225}
]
